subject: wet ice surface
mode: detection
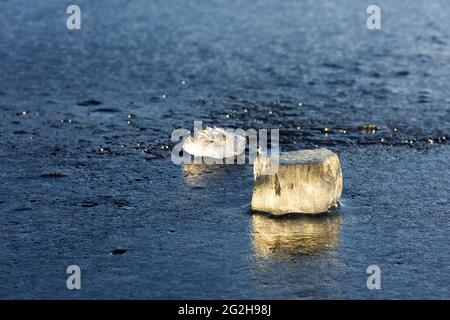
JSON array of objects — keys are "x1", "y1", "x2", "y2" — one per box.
[{"x1": 0, "y1": 0, "x2": 449, "y2": 299}]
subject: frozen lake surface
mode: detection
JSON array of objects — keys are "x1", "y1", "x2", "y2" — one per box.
[{"x1": 0, "y1": 0, "x2": 449, "y2": 299}]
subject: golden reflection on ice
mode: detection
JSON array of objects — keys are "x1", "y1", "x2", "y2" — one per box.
[
  {"x1": 182, "y1": 163, "x2": 229, "y2": 187},
  {"x1": 251, "y1": 213, "x2": 341, "y2": 258}
]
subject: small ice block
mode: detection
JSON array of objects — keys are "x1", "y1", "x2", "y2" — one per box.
[{"x1": 182, "y1": 127, "x2": 245, "y2": 159}]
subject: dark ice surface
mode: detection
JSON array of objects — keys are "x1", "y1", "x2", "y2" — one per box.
[{"x1": 0, "y1": 0, "x2": 449, "y2": 299}]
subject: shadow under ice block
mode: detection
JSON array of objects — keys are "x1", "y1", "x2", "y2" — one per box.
[{"x1": 251, "y1": 148, "x2": 343, "y2": 215}]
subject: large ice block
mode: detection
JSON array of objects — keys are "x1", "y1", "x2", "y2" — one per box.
[{"x1": 251, "y1": 148, "x2": 342, "y2": 215}]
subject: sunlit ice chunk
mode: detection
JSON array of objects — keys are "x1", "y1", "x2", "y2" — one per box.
[
  {"x1": 251, "y1": 148, "x2": 343, "y2": 215},
  {"x1": 182, "y1": 127, "x2": 246, "y2": 159}
]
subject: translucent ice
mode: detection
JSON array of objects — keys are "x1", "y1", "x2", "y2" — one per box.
[
  {"x1": 251, "y1": 148, "x2": 343, "y2": 215},
  {"x1": 182, "y1": 127, "x2": 246, "y2": 159}
]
